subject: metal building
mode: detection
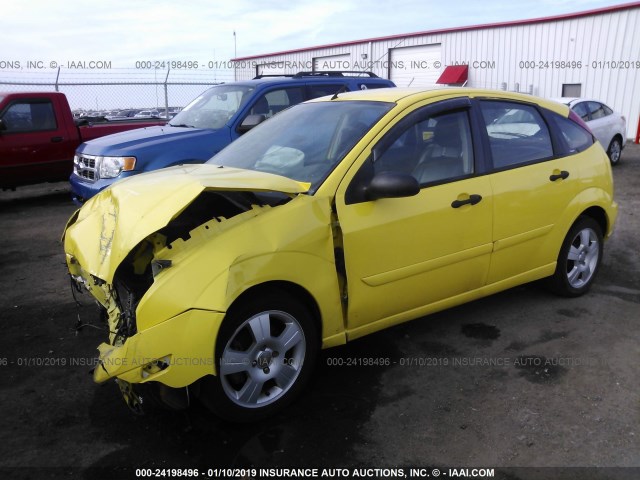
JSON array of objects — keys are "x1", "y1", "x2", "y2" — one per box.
[{"x1": 233, "y1": 2, "x2": 640, "y2": 141}]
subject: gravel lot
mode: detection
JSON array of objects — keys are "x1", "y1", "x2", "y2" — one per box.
[{"x1": 1, "y1": 144, "x2": 639, "y2": 480}]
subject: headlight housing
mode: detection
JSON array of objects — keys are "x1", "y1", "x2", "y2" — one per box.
[{"x1": 98, "y1": 156, "x2": 136, "y2": 178}]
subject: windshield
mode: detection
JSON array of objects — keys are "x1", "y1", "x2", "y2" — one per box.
[
  {"x1": 169, "y1": 84, "x2": 255, "y2": 129},
  {"x1": 206, "y1": 100, "x2": 393, "y2": 190}
]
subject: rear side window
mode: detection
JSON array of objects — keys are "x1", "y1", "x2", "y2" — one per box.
[
  {"x1": 550, "y1": 113, "x2": 594, "y2": 154},
  {"x1": 1, "y1": 100, "x2": 57, "y2": 132},
  {"x1": 308, "y1": 84, "x2": 343, "y2": 99},
  {"x1": 359, "y1": 83, "x2": 390, "y2": 90},
  {"x1": 480, "y1": 101, "x2": 554, "y2": 169},
  {"x1": 587, "y1": 101, "x2": 607, "y2": 120}
]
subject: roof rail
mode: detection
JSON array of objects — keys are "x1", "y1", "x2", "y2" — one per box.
[{"x1": 293, "y1": 71, "x2": 380, "y2": 78}]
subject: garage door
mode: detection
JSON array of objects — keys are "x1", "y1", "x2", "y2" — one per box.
[
  {"x1": 389, "y1": 44, "x2": 442, "y2": 87},
  {"x1": 313, "y1": 53, "x2": 351, "y2": 72},
  {"x1": 256, "y1": 62, "x2": 289, "y2": 77}
]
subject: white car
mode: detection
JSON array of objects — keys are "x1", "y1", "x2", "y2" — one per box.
[
  {"x1": 134, "y1": 109, "x2": 160, "y2": 119},
  {"x1": 553, "y1": 98, "x2": 626, "y2": 165}
]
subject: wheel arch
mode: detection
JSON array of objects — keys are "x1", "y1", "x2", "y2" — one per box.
[
  {"x1": 578, "y1": 206, "x2": 608, "y2": 238},
  {"x1": 611, "y1": 133, "x2": 624, "y2": 145},
  {"x1": 203, "y1": 280, "x2": 324, "y2": 421},
  {"x1": 606, "y1": 134, "x2": 624, "y2": 165},
  {"x1": 220, "y1": 280, "x2": 323, "y2": 357}
]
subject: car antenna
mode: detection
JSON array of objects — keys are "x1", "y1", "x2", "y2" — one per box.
[{"x1": 331, "y1": 85, "x2": 349, "y2": 100}]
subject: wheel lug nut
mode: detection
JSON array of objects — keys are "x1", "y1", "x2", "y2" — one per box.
[
  {"x1": 252, "y1": 360, "x2": 257, "y2": 367},
  {"x1": 263, "y1": 367, "x2": 270, "y2": 374}
]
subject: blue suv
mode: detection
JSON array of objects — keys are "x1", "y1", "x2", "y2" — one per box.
[{"x1": 70, "y1": 71, "x2": 395, "y2": 203}]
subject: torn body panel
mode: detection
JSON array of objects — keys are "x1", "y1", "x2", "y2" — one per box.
[
  {"x1": 63, "y1": 163, "x2": 310, "y2": 284},
  {"x1": 93, "y1": 309, "x2": 225, "y2": 388},
  {"x1": 135, "y1": 193, "x2": 346, "y2": 342},
  {"x1": 64, "y1": 167, "x2": 345, "y2": 395}
]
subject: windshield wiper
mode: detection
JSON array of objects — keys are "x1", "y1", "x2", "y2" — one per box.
[{"x1": 169, "y1": 123, "x2": 196, "y2": 128}]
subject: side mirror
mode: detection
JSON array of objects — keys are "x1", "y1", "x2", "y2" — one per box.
[
  {"x1": 0, "y1": 119, "x2": 6, "y2": 132},
  {"x1": 366, "y1": 171, "x2": 420, "y2": 201},
  {"x1": 238, "y1": 114, "x2": 266, "y2": 133}
]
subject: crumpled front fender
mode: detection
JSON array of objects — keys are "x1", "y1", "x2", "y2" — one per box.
[{"x1": 93, "y1": 309, "x2": 225, "y2": 388}]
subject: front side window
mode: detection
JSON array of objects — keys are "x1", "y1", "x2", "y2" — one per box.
[
  {"x1": 207, "y1": 101, "x2": 393, "y2": 190},
  {"x1": 374, "y1": 110, "x2": 474, "y2": 185},
  {"x1": 481, "y1": 101, "x2": 554, "y2": 169},
  {"x1": 1, "y1": 100, "x2": 57, "y2": 132},
  {"x1": 572, "y1": 102, "x2": 590, "y2": 121},
  {"x1": 249, "y1": 88, "x2": 305, "y2": 117}
]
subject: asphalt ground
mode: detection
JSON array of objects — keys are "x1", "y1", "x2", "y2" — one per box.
[{"x1": 0, "y1": 143, "x2": 639, "y2": 480}]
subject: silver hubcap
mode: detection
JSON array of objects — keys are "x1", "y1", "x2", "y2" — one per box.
[
  {"x1": 566, "y1": 227, "x2": 599, "y2": 289},
  {"x1": 609, "y1": 141, "x2": 621, "y2": 163},
  {"x1": 220, "y1": 310, "x2": 306, "y2": 408}
]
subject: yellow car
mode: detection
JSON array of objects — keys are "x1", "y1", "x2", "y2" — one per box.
[{"x1": 63, "y1": 88, "x2": 617, "y2": 422}]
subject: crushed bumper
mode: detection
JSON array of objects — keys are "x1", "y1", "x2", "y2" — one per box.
[{"x1": 94, "y1": 309, "x2": 225, "y2": 388}]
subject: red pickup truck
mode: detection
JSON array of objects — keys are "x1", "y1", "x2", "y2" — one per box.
[{"x1": 0, "y1": 92, "x2": 165, "y2": 189}]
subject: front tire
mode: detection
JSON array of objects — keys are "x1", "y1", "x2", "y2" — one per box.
[
  {"x1": 607, "y1": 137, "x2": 622, "y2": 165},
  {"x1": 547, "y1": 216, "x2": 603, "y2": 297},
  {"x1": 199, "y1": 291, "x2": 318, "y2": 422}
]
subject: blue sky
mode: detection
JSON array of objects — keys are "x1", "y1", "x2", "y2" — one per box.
[
  {"x1": 1, "y1": 0, "x2": 630, "y2": 74},
  {"x1": 0, "y1": 0, "x2": 632, "y2": 110}
]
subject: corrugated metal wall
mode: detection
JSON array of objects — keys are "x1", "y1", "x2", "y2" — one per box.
[{"x1": 235, "y1": 7, "x2": 639, "y2": 139}]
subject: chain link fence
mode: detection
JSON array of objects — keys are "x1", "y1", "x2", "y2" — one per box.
[{"x1": 0, "y1": 68, "x2": 236, "y2": 117}]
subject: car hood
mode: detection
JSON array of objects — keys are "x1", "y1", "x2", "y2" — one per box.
[
  {"x1": 63, "y1": 164, "x2": 310, "y2": 283},
  {"x1": 77, "y1": 125, "x2": 222, "y2": 156}
]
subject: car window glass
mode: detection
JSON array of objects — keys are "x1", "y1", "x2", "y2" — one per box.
[
  {"x1": 209, "y1": 101, "x2": 393, "y2": 190},
  {"x1": 551, "y1": 114, "x2": 593, "y2": 153},
  {"x1": 374, "y1": 110, "x2": 474, "y2": 185},
  {"x1": 359, "y1": 83, "x2": 389, "y2": 90},
  {"x1": 588, "y1": 102, "x2": 606, "y2": 120},
  {"x1": 571, "y1": 102, "x2": 590, "y2": 121},
  {"x1": 1, "y1": 101, "x2": 57, "y2": 132},
  {"x1": 308, "y1": 84, "x2": 343, "y2": 99},
  {"x1": 602, "y1": 104, "x2": 613, "y2": 116},
  {"x1": 251, "y1": 88, "x2": 305, "y2": 117},
  {"x1": 480, "y1": 101, "x2": 554, "y2": 169},
  {"x1": 169, "y1": 84, "x2": 254, "y2": 129}
]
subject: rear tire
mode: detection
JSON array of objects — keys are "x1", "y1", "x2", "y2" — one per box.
[
  {"x1": 607, "y1": 138, "x2": 622, "y2": 166},
  {"x1": 547, "y1": 216, "x2": 603, "y2": 297},
  {"x1": 199, "y1": 291, "x2": 318, "y2": 422}
]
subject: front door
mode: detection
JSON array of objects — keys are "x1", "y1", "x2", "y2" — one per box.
[
  {"x1": 335, "y1": 100, "x2": 493, "y2": 333},
  {"x1": 0, "y1": 98, "x2": 69, "y2": 185}
]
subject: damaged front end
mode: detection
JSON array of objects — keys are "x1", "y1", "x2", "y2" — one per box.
[{"x1": 64, "y1": 164, "x2": 310, "y2": 412}]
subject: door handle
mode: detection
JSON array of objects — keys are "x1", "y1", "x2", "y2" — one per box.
[
  {"x1": 451, "y1": 194, "x2": 482, "y2": 208},
  {"x1": 51, "y1": 136, "x2": 63, "y2": 143},
  {"x1": 549, "y1": 170, "x2": 569, "y2": 181}
]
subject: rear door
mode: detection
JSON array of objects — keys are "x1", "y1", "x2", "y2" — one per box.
[
  {"x1": 478, "y1": 99, "x2": 580, "y2": 284},
  {"x1": 0, "y1": 96, "x2": 73, "y2": 186},
  {"x1": 584, "y1": 101, "x2": 613, "y2": 148}
]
